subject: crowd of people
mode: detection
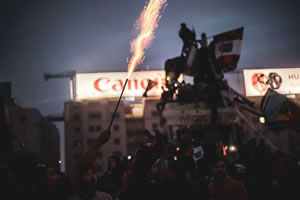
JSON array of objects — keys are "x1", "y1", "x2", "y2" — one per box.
[
  {"x1": 1, "y1": 22, "x2": 300, "y2": 200},
  {"x1": 1, "y1": 128, "x2": 300, "y2": 200}
]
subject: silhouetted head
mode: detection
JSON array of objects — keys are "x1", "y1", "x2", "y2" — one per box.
[
  {"x1": 178, "y1": 140, "x2": 194, "y2": 158},
  {"x1": 108, "y1": 155, "x2": 122, "y2": 171},
  {"x1": 79, "y1": 168, "x2": 98, "y2": 190},
  {"x1": 180, "y1": 23, "x2": 186, "y2": 28},
  {"x1": 211, "y1": 158, "x2": 228, "y2": 179},
  {"x1": 135, "y1": 145, "x2": 155, "y2": 173},
  {"x1": 34, "y1": 163, "x2": 60, "y2": 187}
]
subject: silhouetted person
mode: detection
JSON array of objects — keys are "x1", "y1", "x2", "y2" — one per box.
[
  {"x1": 199, "y1": 32, "x2": 208, "y2": 48},
  {"x1": 32, "y1": 130, "x2": 111, "y2": 200},
  {"x1": 176, "y1": 140, "x2": 198, "y2": 200},
  {"x1": 121, "y1": 145, "x2": 158, "y2": 200},
  {"x1": 208, "y1": 158, "x2": 248, "y2": 200},
  {"x1": 266, "y1": 151, "x2": 300, "y2": 200},
  {"x1": 70, "y1": 168, "x2": 112, "y2": 200},
  {"x1": 100, "y1": 155, "x2": 124, "y2": 199},
  {"x1": 178, "y1": 23, "x2": 196, "y2": 56},
  {"x1": 156, "y1": 86, "x2": 173, "y2": 114}
]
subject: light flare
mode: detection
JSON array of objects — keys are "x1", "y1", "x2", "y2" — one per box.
[{"x1": 127, "y1": 0, "x2": 167, "y2": 78}]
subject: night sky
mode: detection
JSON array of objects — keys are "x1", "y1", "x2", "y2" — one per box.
[{"x1": 1, "y1": 0, "x2": 300, "y2": 116}]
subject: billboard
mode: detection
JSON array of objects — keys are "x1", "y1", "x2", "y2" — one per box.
[
  {"x1": 75, "y1": 70, "x2": 165, "y2": 100},
  {"x1": 243, "y1": 68, "x2": 300, "y2": 96}
]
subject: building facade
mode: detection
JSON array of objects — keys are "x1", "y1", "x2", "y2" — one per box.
[
  {"x1": 64, "y1": 99, "x2": 126, "y2": 174},
  {"x1": 64, "y1": 97, "x2": 161, "y2": 175},
  {"x1": 1, "y1": 82, "x2": 60, "y2": 170},
  {"x1": 64, "y1": 71, "x2": 164, "y2": 175}
]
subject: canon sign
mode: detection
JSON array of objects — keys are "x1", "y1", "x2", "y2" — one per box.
[
  {"x1": 75, "y1": 71, "x2": 165, "y2": 100},
  {"x1": 94, "y1": 78, "x2": 151, "y2": 92}
]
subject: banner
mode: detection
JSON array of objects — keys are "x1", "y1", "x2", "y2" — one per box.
[
  {"x1": 244, "y1": 68, "x2": 300, "y2": 96},
  {"x1": 76, "y1": 71, "x2": 165, "y2": 100},
  {"x1": 162, "y1": 102, "x2": 238, "y2": 126}
]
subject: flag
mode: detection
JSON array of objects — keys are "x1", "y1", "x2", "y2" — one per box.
[
  {"x1": 212, "y1": 27, "x2": 244, "y2": 72},
  {"x1": 143, "y1": 79, "x2": 158, "y2": 97},
  {"x1": 261, "y1": 88, "x2": 300, "y2": 125}
]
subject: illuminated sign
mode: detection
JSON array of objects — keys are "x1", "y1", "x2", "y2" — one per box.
[
  {"x1": 243, "y1": 68, "x2": 300, "y2": 96},
  {"x1": 76, "y1": 70, "x2": 165, "y2": 100}
]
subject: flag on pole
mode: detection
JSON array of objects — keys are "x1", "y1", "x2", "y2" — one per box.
[
  {"x1": 261, "y1": 88, "x2": 300, "y2": 124},
  {"x1": 212, "y1": 27, "x2": 244, "y2": 72},
  {"x1": 143, "y1": 79, "x2": 158, "y2": 97}
]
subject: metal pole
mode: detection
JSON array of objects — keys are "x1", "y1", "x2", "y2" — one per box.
[
  {"x1": 69, "y1": 79, "x2": 74, "y2": 100},
  {"x1": 108, "y1": 78, "x2": 128, "y2": 130}
]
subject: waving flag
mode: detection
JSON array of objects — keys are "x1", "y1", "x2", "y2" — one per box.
[
  {"x1": 143, "y1": 79, "x2": 158, "y2": 97},
  {"x1": 212, "y1": 27, "x2": 244, "y2": 72},
  {"x1": 261, "y1": 88, "x2": 300, "y2": 126}
]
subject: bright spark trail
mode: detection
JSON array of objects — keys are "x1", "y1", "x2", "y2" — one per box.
[{"x1": 108, "y1": 0, "x2": 167, "y2": 130}]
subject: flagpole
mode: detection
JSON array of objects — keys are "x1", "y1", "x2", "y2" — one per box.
[{"x1": 108, "y1": 78, "x2": 128, "y2": 130}]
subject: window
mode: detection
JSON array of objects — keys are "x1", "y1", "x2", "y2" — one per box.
[
  {"x1": 88, "y1": 125, "x2": 95, "y2": 132},
  {"x1": 151, "y1": 111, "x2": 160, "y2": 117},
  {"x1": 127, "y1": 130, "x2": 134, "y2": 137},
  {"x1": 74, "y1": 126, "x2": 81, "y2": 133},
  {"x1": 127, "y1": 142, "x2": 136, "y2": 148},
  {"x1": 96, "y1": 152, "x2": 103, "y2": 159},
  {"x1": 125, "y1": 107, "x2": 132, "y2": 114},
  {"x1": 95, "y1": 125, "x2": 101, "y2": 132},
  {"x1": 87, "y1": 139, "x2": 97, "y2": 145},
  {"x1": 73, "y1": 114, "x2": 80, "y2": 121},
  {"x1": 111, "y1": 112, "x2": 120, "y2": 119},
  {"x1": 152, "y1": 123, "x2": 158, "y2": 130},
  {"x1": 74, "y1": 140, "x2": 82, "y2": 148},
  {"x1": 88, "y1": 112, "x2": 101, "y2": 119},
  {"x1": 20, "y1": 115, "x2": 27, "y2": 123},
  {"x1": 136, "y1": 129, "x2": 144, "y2": 135},
  {"x1": 113, "y1": 125, "x2": 119, "y2": 131},
  {"x1": 72, "y1": 102, "x2": 81, "y2": 107},
  {"x1": 73, "y1": 153, "x2": 82, "y2": 161},
  {"x1": 114, "y1": 138, "x2": 120, "y2": 145},
  {"x1": 88, "y1": 102, "x2": 99, "y2": 106}
]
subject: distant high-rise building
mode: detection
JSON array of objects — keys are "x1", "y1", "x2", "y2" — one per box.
[
  {"x1": 1, "y1": 82, "x2": 60, "y2": 169},
  {"x1": 64, "y1": 97, "x2": 161, "y2": 175},
  {"x1": 8, "y1": 106, "x2": 60, "y2": 169},
  {"x1": 63, "y1": 71, "x2": 165, "y2": 175}
]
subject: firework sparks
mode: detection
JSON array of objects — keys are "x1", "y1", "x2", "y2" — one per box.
[
  {"x1": 108, "y1": 0, "x2": 167, "y2": 130},
  {"x1": 127, "y1": 0, "x2": 167, "y2": 78}
]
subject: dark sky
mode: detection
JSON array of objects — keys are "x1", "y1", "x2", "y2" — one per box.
[{"x1": 1, "y1": 0, "x2": 300, "y2": 116}]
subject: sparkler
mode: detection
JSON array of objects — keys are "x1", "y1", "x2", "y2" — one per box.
[{"x1": 108, "y1": 0, "x2": 167, "y2": 130}]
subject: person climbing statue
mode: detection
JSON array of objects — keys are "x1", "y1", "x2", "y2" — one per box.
[{"x1": 178, "y1": 23, "x2": 196, "y2": 56}]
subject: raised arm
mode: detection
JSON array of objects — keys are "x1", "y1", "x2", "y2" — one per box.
[{"x1": 69, "y1": 129, "x2": 111, "y2": 191}]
